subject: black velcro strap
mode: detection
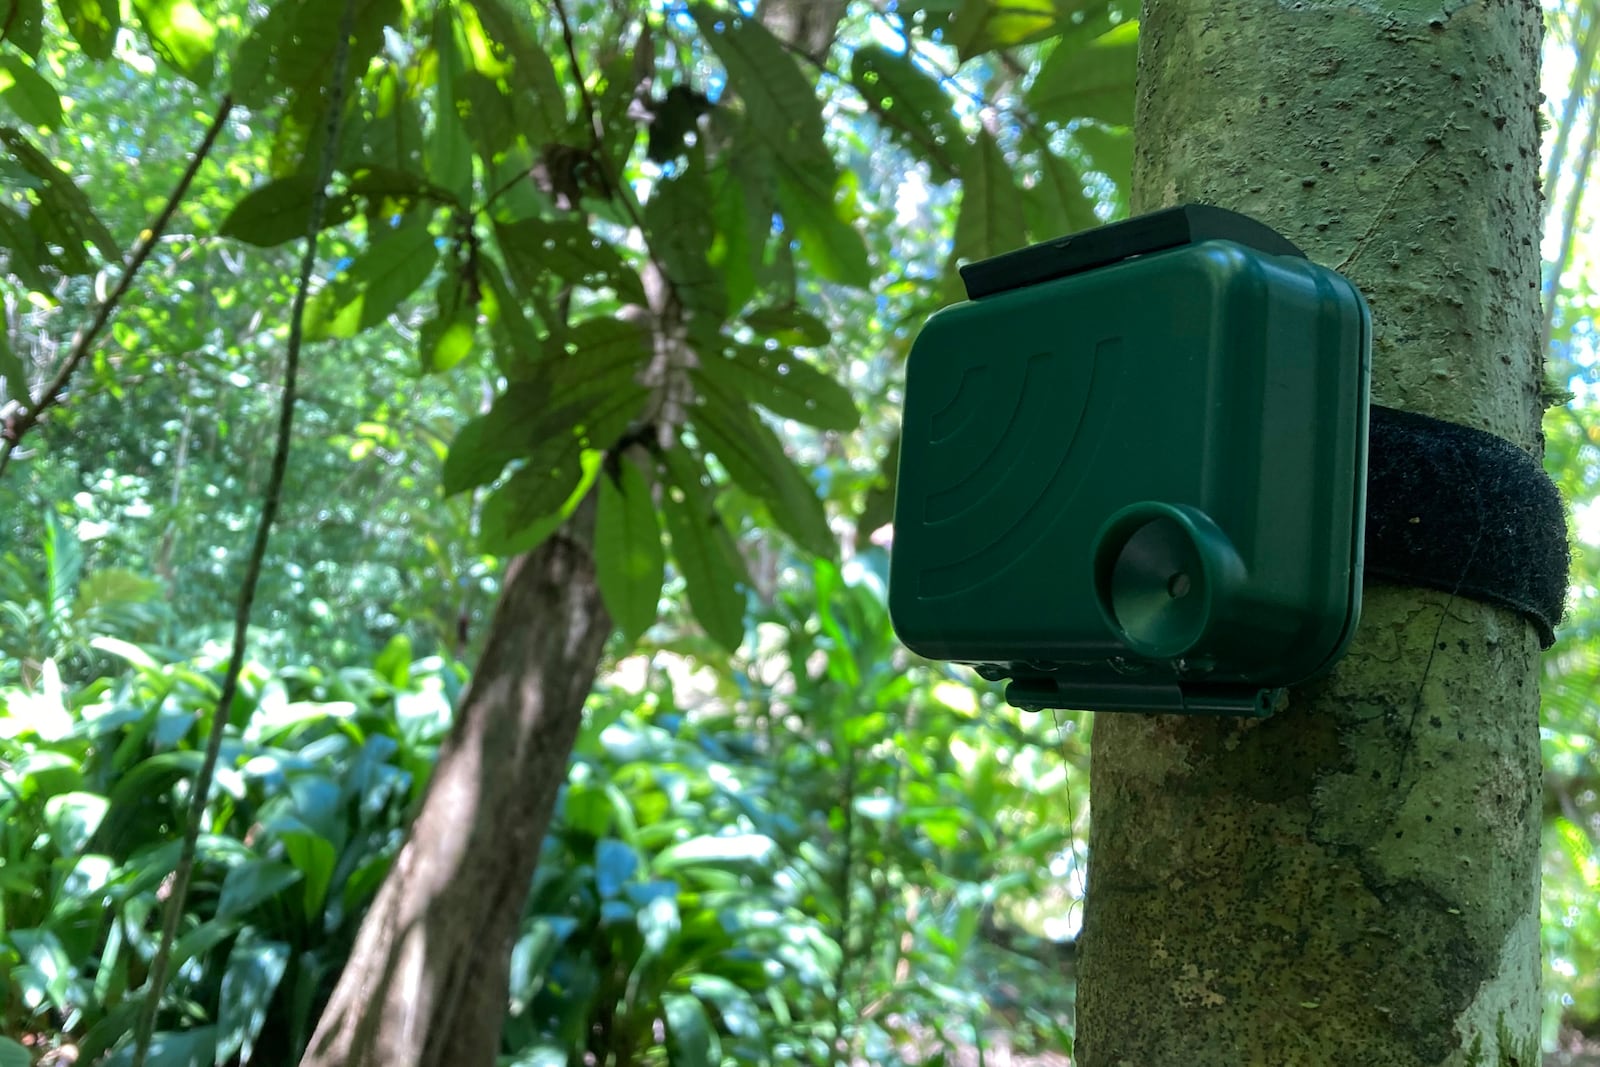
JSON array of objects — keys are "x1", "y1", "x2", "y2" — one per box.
[{"x1": 1366, "y1": 405, "x2": 1569, "y2": 648}]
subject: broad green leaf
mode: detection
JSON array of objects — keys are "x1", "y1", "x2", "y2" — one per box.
[
  {"x1": 0, "y1": 55, "x2": 61, "y2": 128},
  {"x1": 708, "y1": 151, "x2": 768, "y2": 313},
  {"x1": 479, "y1": 447, "x2": 603, "y2": 556},
  {"x1": 1, "y1": 0, "x2": 42, "y2": 56},
  {"x1": 850, "y1": 45, "x2": 966, "y2": 182},
  {"x1": 0, "y1": 302, "x2": 24, "y2": 393},
  {"x1": 952, "y1": 0, "x2": 1087, "y2": 58},
  {"x1": 693, "y1": 344, "x2": 859, "y2": 432},
  {"x1": 661, "y1": 448, "x2": 747, "y2": 651},
  {"x1": 217, "y1": 937, "x2": 290, "y2": 1066},
  {"x1": 58, "y1": 0, "x2": 120, "y2": 60},
  {"x1": 595, "y1": 455, "x2": 665, "y2": 645},
  {"x1": 418, "y1": 267, "x2": 478, "y2": 373},
  {"x1": 495, "y1": 217, "x2": 646, "y2": 304},
  {"x1": 461, "y1": 70, "x2": 517, "y2": 161},
  {"x1": 952, "y1": 129, "x2": 1026, "y2": 263},
  {"x1": 442, "y1": 382, "x2": 544, "y2": 495},
  {"x1": 278, "y1": 827, "x2": 337, "y2": 915},
  {"x1": 216, "y1": 859, "x2": 302, "y2": 919},
  {"x1": 231, "y1": 0, "x2": 402, "y2": 171},
  {"x1": 691, "y1": 6, "x2": 831, "y2": 173},
  {"x1": 1024, "y1": 147, "x2": 1097, "y2": 241},
  {"x1": 431, "y1": 6, "x2": 474, "y2": 200},
  {"x1": 692, "y1": 382, "x2": 835, "y2": 558},
  {"x1": 0, "y1": 1037, "x2": 29, "y2": 1067},
  {"x1": 663, "y1": 993, "x2": 719, "y2": 1067},
  {"x1": 306, "y1": 221, "x2": 439, "y2": 340},
  {"x1": 646, "y1": 166, "x2": 725, "y2": 319},
  {"x1": 467, "y1": 0, "x2": 566, "y2": 142},
  {"x1": 0, "y1": 199, "x2": 56, "y2": 289},
  {"x1": 44, "y1": 792, "x2": 107, "y2": 855},
  {"x1": 220, "y1": 176, "x2": 357, "y2": 247},
  {"x1": 1, "y1": 127, "x2": 120, "y2": 267},
  {"x1": 775, "y1": 161, "x2": 871, "y2": 288},
  {"x1": 742, "y1": 304, "x2": 830, "y2": 348},
  {"x1": 1027, "y1": 20, "x2": 1139, "y2": 126},
  {"x1": 132, "y1": 0, "x2": 215, "y2": 85},
  {"x1": 480, "y1": 254, "x2": 542, "y2": 376},
  {"x1": 101, "y1": 1025, "x2": 217, "y2": 1067}
]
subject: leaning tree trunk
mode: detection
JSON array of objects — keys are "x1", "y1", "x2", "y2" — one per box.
[
  {"x1": 301, "y1": 503, "x2": 610, "y2": 1067},
  {"x1": 1076, "y1": 0, "x2": 1547, "y2": 1063}
]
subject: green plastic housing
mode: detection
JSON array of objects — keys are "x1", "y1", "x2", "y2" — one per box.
[{"x1": 888, "y1": 217, "x2": 1372, "y2": 716}]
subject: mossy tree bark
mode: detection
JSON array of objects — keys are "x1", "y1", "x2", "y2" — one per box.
[{"x1": 1075, "y1": 0, "x2": 1548, "y2": 1064}]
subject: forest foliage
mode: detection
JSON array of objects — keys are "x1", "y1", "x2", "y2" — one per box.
[{"x1": 0, "y1": 0, "x2": 1596, "y2": 1063}]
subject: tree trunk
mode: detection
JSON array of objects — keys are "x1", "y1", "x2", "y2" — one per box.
[
  {"x1": 301, "y1": 501, "x2": 610, "y2": 1067},
  {"x1": 1076, "y1": 0, "x2": 1547, "y2": 1063}
]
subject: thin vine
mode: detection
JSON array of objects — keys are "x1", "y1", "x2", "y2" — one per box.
[{"x1": 127, "y1": 3, "x2": 358, "y2": 1062}]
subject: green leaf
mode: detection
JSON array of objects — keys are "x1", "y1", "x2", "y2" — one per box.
[
  {"x1": 1027, "y1": 20, "x2": 1139, "y2": 126},
  {"x1": 1024, "y1": 147, "x2": 1098, "y2": 240},
  {"x1": 278, "y1": 827, "x2": 337, "y2": 916},
  {"x1": 57, "y1": 0, "x2": 120, "y2": 60},
  {"x1": 495, "y1": 217, "x2": 646, "y2": 304},
  {"x1": 478, "y1": 448, "x2": 601, "y2": 556},
  {"x1": 0, "y1": 55, "x2": 61, "y2": 128},
  {"x1": 646, "y1": 166, "x2": 725, "y2": 319},
  {"x1": 0, "y1": 302, "x2": 24, "y2": 394},
  {"x1": 663, "y1": 993, "x2": 719, "y2": 1067},
  {"x1": 216, "y1": 860, "x2": 303, "y2": 919},
  {"x1": 101, "y1": 1025, "x2": 217, "y2": 1067},
  {"x1": 742, "y1": 304, "x2": 830, "y2": 348},
  {"x1": 216, "y1": 937, "x2": 290, "y2": 1066},
  {"x1": 691, "y1": 382, "x2": 835, "y2": 558},
  {"x1": 132, "y1": 0, "x2": 216, "y2": 86},
  {"x1": 775, "y1": 161, "x2": 871, "y2": 289},
  {"x1": 952, "y1": 0, "x2": 1087, "y2": 58},
  {"x1": 693, "y1": 344, "x2": 859, "y2": 432},
  {"x1": 850, "y1": 45, "x2": 966, "y2": 182},
  {"x1": 231, "y1": 0, "x2": 402, "y2": 171},
  {"x1": 661, "y1": 448, "x2": 747, "y2": 652},
  {"x1": 1, "y1": 0, "x2": 43, "y2": 56},
  {"x1": 708, "y1": 152, "x2": 769, "y2": 313},
  {"x1": 692, "y1": 7, "x2": 825, "y2": 166},
  {"x1": 466, "y1": 0, "x2": 566, "y2": 143},
  {"x1": 480, "y1": 254, "x2": 542, "y2": 375},
  {"x1": 595, "y1": 454, "x2": 665, "y2": 646},
  {"x1": 0, "y1": 1037, "x2": 30, "y2": 1067},
  {"x1": 952, "y1": 129, "x2": 1026, "y2": 263},
  {"x1": 305, "y1": 220, "x2": 439, "y2": 340},
  {"x1": 430, "y1": 6, "x2": 474, "y2": 200},
  {"x1": 220, "y1": 176, "x2": 357, "y2": 247},
  {"x1": 418, "y1": 267, "x2": 478, "y2": 373},
  {"x1": 1, "y1": 126, "x2": 120, "y2": 267},
  {"x1": 44, "y1": 791, "x2": 108, "y2": 855},
  {"x1": 441, "y1": 383, "x2": 542, "y2": 495}
]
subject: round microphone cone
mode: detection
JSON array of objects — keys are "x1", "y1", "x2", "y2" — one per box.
[{"x1": 1109, "y1": 516, "x2": 1209, "y2": 657}]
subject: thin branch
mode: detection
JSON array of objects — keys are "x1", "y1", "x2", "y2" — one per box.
[
  {"x1": 552, "y1": 0, "x2": 605, "y2": 146},
  {"x1": 1545, "y1": 8, "x2": 1599, "y2": 214},
  {"x1": 126, "y1": 4, "x2": 358, "y2": 1061},
  {"x1": 0, "y1": 95, "x2": 235, "y2": 478},
  {"x1": 1545, "y1": 99, "x2": 1600, "y2": 351}
]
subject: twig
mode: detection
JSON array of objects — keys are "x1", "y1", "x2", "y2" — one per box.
[
  {"x1": 126, "y1": 4, "x2": 358, "y2": 1062},
  {"x1": 0, "y1": 95, "x2": 235, "y2": 479},
  {"x1": 551, "y1": 0, "x2": 604, "y2": 146}
]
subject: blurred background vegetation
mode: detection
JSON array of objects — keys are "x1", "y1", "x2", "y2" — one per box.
[{"x1": 0, "y1": 0, "x2": 1596, "y2": 1063}]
